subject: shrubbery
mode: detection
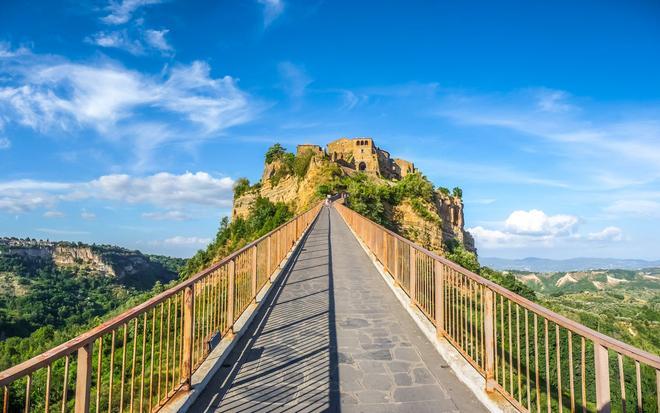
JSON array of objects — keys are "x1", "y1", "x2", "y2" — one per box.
[
  {"x1": 181, "y1": 197, "x2": 293, "y2": 278},
  {"x1": 233, "y1": 177, "x2": 251, "y2": 198}
]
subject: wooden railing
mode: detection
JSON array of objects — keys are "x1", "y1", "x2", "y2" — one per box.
[
  {"x1": 334, "y1": 203, "x2": 660, "y2": 413},
  {"x1": 0, "y1": 203, "x2": 322, "y2": 413}
]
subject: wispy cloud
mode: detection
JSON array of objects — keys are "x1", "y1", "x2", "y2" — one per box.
[
  {"x1": 415, "y1": 157, "x2": 570, "y2": 189},
  {"x1": 143, "y1": 29, "x2": 172, "y2": 53},
  {"x1": 162, "y1": 236, "x2": 211, "y2": 246},
  {"x1": 86, "y1": 30, "x2": 145, "y2": 55},
  {"x1": 0, "y1": 49, "x2": 255, "y2": 168},
  {"x1": 258, "y1": 0, "x2": 284, "y2": 27},
  {"x1": 587, "y1": 226, "x2": 623, "y2": 242},
  {"x1": 36, "y1": 228, "x2": 90, "y2": 235},
  {"x1": 142, "y1": 210, "x2": 191, "y2": 221},
  {"x1": 81, "y1": 209, "x2": 96, "y2": 220},
  {"x1": 437, "y1": 87, "x2": 660, "y2": 183},
  {"x1": 605, "y1": 199, "x2": 660, "y2": 218},
  {"x1": 278, "y1": 61, "x2": 312, "y2": 101},
  {"x1": 0, "y1": 137, "x2": 10, "y2": 149},
  {"x1": 101, "y1": 0, "x2": 165, "y2": 25},
  {"x1": 0, "y1": 172, "x2": 235, "y2": 214}
]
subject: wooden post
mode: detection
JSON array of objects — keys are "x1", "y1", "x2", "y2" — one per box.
[
  {"x1": 484, "y1": 289, "x2": 496, "y2": 391},
  {"x1": 434, "y1": 260, "x2": 445, "y2": 337},
  {"x1": 181, "y1": 285, "x2": 194, "y2": 390},
  {"x1": 227, "y1": 259, "x2": 236, "y2": 336},
  {"x1": 594, "y1": 343, "x2": 611, "y2": 413},
  {"x1": 409, "y1": 245, "x2": 416, "y2": 304},
  {"x1": 393, "y1": 239, "x2": 399, "y2": 285},
  {"x1": 266, "y1": 235, "x2": 272, "y2": 279},
  {"x1": 383, "y1": 233, "x2": 388, "y2": 273},
  {"x1": 74, "y1": 343, "x2": 93, "y2": 413},
  {"x1": 251, "y1": 247, "x2": 258, "y2": 302}
]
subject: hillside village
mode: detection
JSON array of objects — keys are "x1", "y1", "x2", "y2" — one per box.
[{"x1": 232, "y1": 137, "x2": 475, "y2": 256}]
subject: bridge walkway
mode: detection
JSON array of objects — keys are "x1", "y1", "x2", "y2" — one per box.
[{"x1": 190, "y1": 206, "x2": 486, "y2": 412}]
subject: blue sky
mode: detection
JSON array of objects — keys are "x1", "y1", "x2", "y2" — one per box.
[{"x1": 0, "y1": 0, "x2": 659, "y2": 259}]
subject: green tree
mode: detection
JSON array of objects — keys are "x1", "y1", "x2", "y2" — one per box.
[
  {"x1": 233, "y1": 177, "x2": 251, "y2": 198},
  {"x1": 265, "y1": 143, "x2": 287, "y2": 164}
]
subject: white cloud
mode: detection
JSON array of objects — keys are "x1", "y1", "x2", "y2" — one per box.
[
  {"x1": 605, "y1": 199, "x2": 660, "y2": 218},
  {"x1": 505, "y1": 209, "x2": 579, "y2": 236},
  {"x1": 0, "y1": 137, "x2": 10, "y2": 149},
  {"x1": 535, "y1": 89, "x2": 574, "y2": 113},
  {"x1": 81, "y1": 209, "x2": 96, "y2": 220},
  {"x1": 467, "y1": 226, "x2": 518, "y2": 248},
  {"x1": 142, "y1": 210, "x2": 191, "y2": 221},
  {"x1": 0, "y1": 171, "x2": 235, "y2": 214},
  {"x1": 36, "y1": 228, "x2": 89, "y2": 235},
  {"x1": 0, "y1": 51, "x2": 255, "y2": 166},
  {"x1": 86, "y1": 30, "x2": 144, "y2": 55},
  {"x1": 258, "y1": 0, "x2": 284, "y2": 26},
  {"x1": 0, "y1": 42, "x2": 29, "y2": 58},
  {"x1": 43, "y1": 211, "x2": 65, "y2": 218},
  {"x1": 469, "y1": 209, "x2": 629, "y2": 250},
  {"x1": 438, "y1": 87, "x2": 660, "y2": 185},
  {"x1": 587, "y1": 226, "x2": 623, "y2": 242},
  {"x1": 144, "y1": 29, "x2": 172, "y2": 53},
  {"x1": 101, "y1": 0, "x2": 165, "y2": 25},
  {"x1": 162, "y1": 236, "x2": 210, "y2": 246}
]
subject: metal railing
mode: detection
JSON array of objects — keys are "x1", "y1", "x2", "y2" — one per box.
[
  {"x1": 0, "y1": 203, "x2": 322, "y2": 413},
  {"x1": 335, "y1": 202, "x2": 659, "y2": 413}
]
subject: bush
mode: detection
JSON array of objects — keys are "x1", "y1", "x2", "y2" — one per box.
[
  {"x1": 316, "y1": 184, "x2": 332, "y2": 197},
  {"x1": 452, "y1": 186, "x2": 463, "y2": 198},
  {"x1": 438, "y1": 187, "x2": 450, "y2": 197},
  {"x1": 294, "y1": 149, "x2": 315, "y2": 178},
  {"x1": 233, "y1": 177, "x2": 250, "y2": 198},
  {"x1": 265, "y1": 143, "x2": 287, "y2": 164},
  {"x1": 394, "y1": 173, "x2": 435, "y2": 203},
  {"x1": 181, "y1": 197, "x2": 293, "y2": 278}
]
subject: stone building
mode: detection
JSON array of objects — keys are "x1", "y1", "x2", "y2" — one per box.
[
  {"x1": 325, "y1": 137, "x2": 415, "y2": 179},
  {"x1": 295, "y1": 144, "x2": 324, "y2": 157}
]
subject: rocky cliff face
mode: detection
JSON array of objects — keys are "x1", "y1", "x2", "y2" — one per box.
[
  {"x1": 53, "y1": 245, "x2": 117, "y2": 276},
  {"x1": 232, "y1": 139, "x2": 476, "y2": 256},
  {"x1": 0, "y1": 238, "x2": 178, "y2": 288}
]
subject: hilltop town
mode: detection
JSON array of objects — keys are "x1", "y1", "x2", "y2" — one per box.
[{"x1": 232, "y1": 137, "x2": 475, "y2": 256}]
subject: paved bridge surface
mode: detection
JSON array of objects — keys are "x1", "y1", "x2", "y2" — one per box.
[{"x1": 191, "y1": 207, "x2": 486, "y2": 412}]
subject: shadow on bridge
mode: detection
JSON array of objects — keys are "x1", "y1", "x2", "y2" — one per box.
[
  {"x1": 192, "y1": 207, "x2": 341, "y2": 412},
  {"x1": 191, "y1": 207, "x2": 486, "y2": 412}
]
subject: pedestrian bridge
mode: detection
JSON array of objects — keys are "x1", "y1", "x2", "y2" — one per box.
[{"x1": 1, "y1": 202, "x2": 658, "y2": 413}]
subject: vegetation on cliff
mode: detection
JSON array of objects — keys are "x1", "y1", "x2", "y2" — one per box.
[
  {"x1": 181, "y1": 197, "x2": 293, "y2": 278},
  {"x1": 0, "y1": 246, "x2": 183, "y2": 371}
]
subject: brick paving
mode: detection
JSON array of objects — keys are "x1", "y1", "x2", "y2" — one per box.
[{"x1": 190, "y1": 207, "x2": 486, "y2": 412}]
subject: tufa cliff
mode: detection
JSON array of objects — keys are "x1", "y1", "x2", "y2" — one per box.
[
  {"x1": 0, "y1": 238, "x2": 180, "y2": 289},
  {"x1": 232, "y1": 137, "x2": 475, "y2": 256}
]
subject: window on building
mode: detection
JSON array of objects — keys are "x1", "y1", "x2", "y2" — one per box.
[{"x1": 358, "y1": 162, "x2": 367, "y2": 171}]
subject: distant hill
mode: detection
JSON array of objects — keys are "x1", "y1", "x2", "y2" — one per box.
[
  {"x1": 0, "y1": 237, "x2": 186, "y2": 341},
  {"x1": 481, "y1": 256, "x2": 660, "y2": 272},
  {"x1": 508, "y1": 267, "x2": 660, "y2": 355}
]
